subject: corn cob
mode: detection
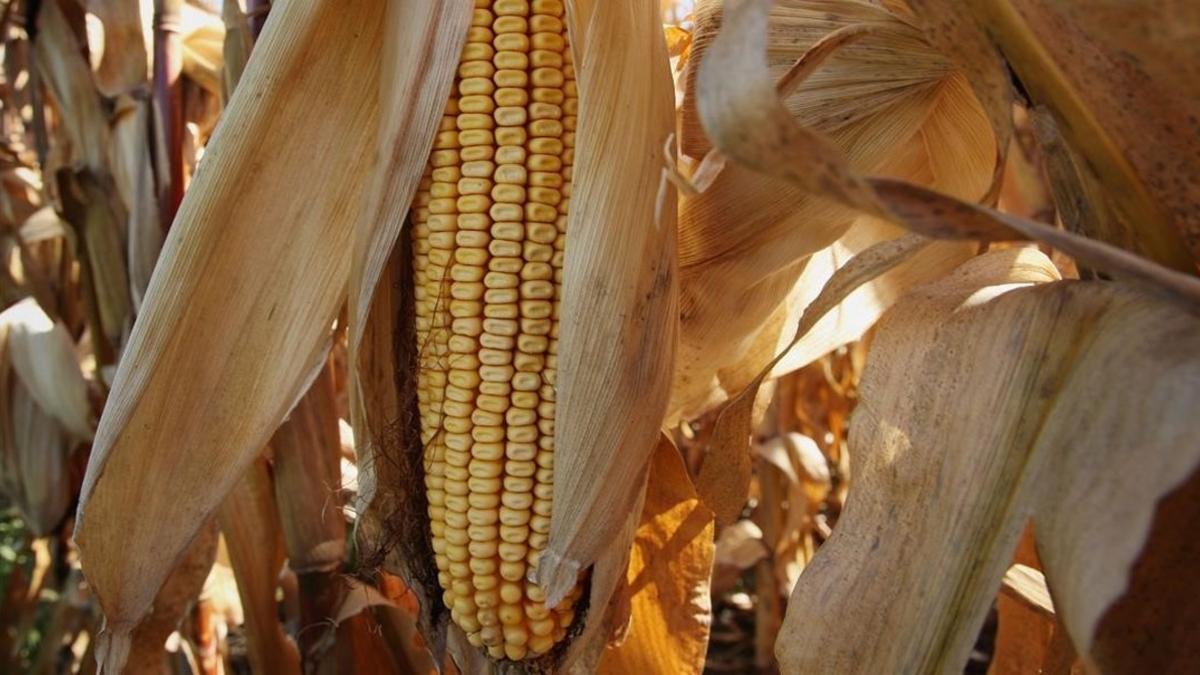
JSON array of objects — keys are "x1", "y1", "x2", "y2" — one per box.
[{"x1": 410, "y1": 0, "x2": 583, "y2": 661}]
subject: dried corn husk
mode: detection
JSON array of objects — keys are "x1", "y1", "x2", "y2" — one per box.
[
  {"x1": 74, "y1": 0, "x2": 385, "y2": 669},
  {"x1": 669, "y1": 0, "x2": 991, "y2": 421},
  {"x1": 109, "y1": 95, "x2": 163, "y2": 311},
  {"x1": 912, "y1": 0, "x2": 1200, "y2": 267},
  {"x1": 36, "y1": 0, "x2": 111, "y2": 173},
  {"x1": 0, "y1": 298, "x2": 89, "y2": 535},
  {"x1": 348, "y1": 1, "x2": 678, "y2": 669},
  {"x1": 180, "y1": 2, "x2": 225, "y2": 95},
  {"x1": 596, "y1": 437, "x2": 714, "y2": 675},
  {"x1": 87, "y1": 0, "x2": 150, "y2": 97},
  {"x1": 777, "y1": 248, "x2": 1200, "y2": 672},
  {"x1": 537, "y1": 0, "x2": 679, "y2": 620},
  {"x1": 695, "y1": 0, "x2": 1200, "y2": 303}
]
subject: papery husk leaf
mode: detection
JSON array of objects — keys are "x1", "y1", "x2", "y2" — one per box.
[
  {"x1": 597, "y1": 437, "x2": 714, "y2": 675},
  {"x1": 697, "y1": 0, "x2": 1200, "y2": 306},
  {"x1": 696, "y1": 233, "x2": 930, "y2": 525},
  {"x1": 2, "y1": 298, "x2": 92, "y2": 438},
  {"x1": 777, "y1": 248, "x2": 1200, "y2": 672},
  {"x1": 272, "y1": 360, "x2": 345, "y2": 574},
  {"x1": 0, "y1": 379, "x2": 72, "y2": 537},
  {"x1": 36, "y1": 0, "x2": 111, "y2": 173},
  {"x1": 538, "y1": 0, "x2": 679, "y2": 612},
  {"x1": 109, "y1": 95, "x2": 163, "y2": 311},
  {"x1": 344, "y1": 8, "x2": 471, "y2": 649},
  {"x1": 74, "y1": 1, "x2": 383, "y2": 669},
  {"x1": 669, "y1": 0, "x2": 991, "y2": 421},
  {"x1": 220, "y1": 0, "x2": 251, "y2": 102},
  {"x1": 180, "y1": 2, "x2": 225, "y2": 96},
  {"x1": 964, "y1": 0, "x2": 1200, "y2": 268},
  {"x1": 218, "y1": 457, "x2": 300, "y2": 675},
  {"x1": 126, "y1": 518, "x2": 219, "y2": 674},
  {"x1": 345, "y1": 1, "x2": 472, "y2": 357},
  {"x1": 87, "y1": 0, "x2": 149, "y2": 97},
  {"x1": 59, "y1": 171, "x2": 133, "y2": 350}
]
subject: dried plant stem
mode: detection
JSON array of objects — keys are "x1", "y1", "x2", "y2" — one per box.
[{"x1": 154, "y1": 0, "x2": 185, "y2": 233}]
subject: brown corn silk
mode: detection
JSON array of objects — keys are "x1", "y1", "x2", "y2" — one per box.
[{"x1": 410, "y1": 0, "x2": 582, "y2": 661}]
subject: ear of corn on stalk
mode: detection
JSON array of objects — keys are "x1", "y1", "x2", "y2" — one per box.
[{"x1": 409, "y1": 0, "x2": 584, "y2": 660}]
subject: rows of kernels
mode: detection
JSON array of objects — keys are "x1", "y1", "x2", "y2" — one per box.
[{"x1": 412, "y1": 0, "x2": 581, "y2": 662}]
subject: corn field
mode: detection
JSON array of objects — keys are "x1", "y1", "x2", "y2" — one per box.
[{"x1": 0, "y1": 0, "x2": 1197, "y2": 673}]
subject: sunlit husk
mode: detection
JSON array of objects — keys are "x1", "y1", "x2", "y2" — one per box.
[
  {"x1": 0, "y1": 299, "x2": 89, "y2": 536},
  {"x1": 74, "y1": 1, "x2": 386, "y2": 670},
  {"x1": 536, "y1": 0, "x2": 679, "y2": 624},
  {"x1": 778, "y1": 248, "x2": 1200, "y2": 672},
  {"x1": 348, "y1": 1, "x2": 677, "y2": 668},
  {"x1": 109, "y1": 95, "x2": 163, "y2": 311},
  {"x1": 668, "y1": 0, "x2": 993, "y2": 421},
  {"x1": 87, "y1": 0, "x2": 149, "y2": 97}
]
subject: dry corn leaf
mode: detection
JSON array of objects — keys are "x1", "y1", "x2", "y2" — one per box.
[
  {"x1": 697, "y1": 0, "x2": 1200, "y2": 306},
  {"x1": 597, "y1": 437, "x2": 714, "y2": 675},
  {"x1": 109, "y1": 95, "x2": 163, "y2": 311},
  {"x1": 2, "y1": 297, "x2": 92, "y2": 438},
  {"x1": 698, "y1": 233, "x2": 931, "y2": 525},
  {"x1": 940, "y1": 0, "x2": 1200, "y2": 268},
  {"x1": 777, "y1": 248, "x2": 1200, "y2": 672},
  {"x1": 36, "y1": 0, "x2": 110, "y2": 173},
  {"x1": 180, "y1": 2, "x2": 225, "y2": 96},
  {"x1": 0, "y1": 370, "x2": 72, "y2": 537},
  {"x1": 74, "y1": 0, "x2": 383, "y2": 669},
  {"x1": 219, "y1": 457, "x2": 300, "y2": 675},
  {"x1": 87, "y1": 0, "x2": 149, "y2": 97},
  {"x1": 990, "y1": 564, "x2": 1082, "y2": 675},
  {"x1": 670, "y1": 0, "x2": 990, "y2": 421}
]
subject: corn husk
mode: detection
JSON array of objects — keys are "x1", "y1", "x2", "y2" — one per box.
[
  {"x1": 109, "y1": 95, "x2": 163, "y2": 311},
  {"x1": 777, "y1": 248, "x2": 1200, "y2": 672},
  {"x1": 36, "y1": 0, "x2": 111, "y2": 173},
  {"x1": 669, "y1": 0, "x2": 992, "y2": 421},
  {"x1": 537, "y1": 0, "x2": 679, "y2": 618},
  {"x1": 347, "y1": 1, "x2": 679, "y2": 669},
  {"x1": 86, "y1": 0, "x2": 150, "y2": 97},
  {"x1": 0, "y1": 298, "x2": 90, "y2": 535},
  {"x1": 912, "y1": 0, "x2": 1200, "y2": 268},
  {"x1": 596, "y1": 437, "x2": 714, "y2": 675},
  {"x1": 695, "y1": 0, "x2": 1200, "y2": 303},
  {"x1": 74, "y1": 0, "x2": 385, "y2": 669},
  {"x1": 180, "y1": 2, "x2": 225, "y2": 96}
]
